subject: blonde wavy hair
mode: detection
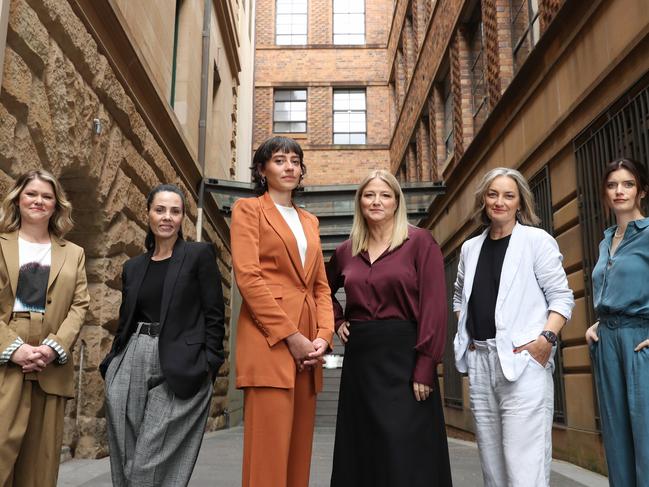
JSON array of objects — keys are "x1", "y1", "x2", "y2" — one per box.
[
  {"x1": 473, "y1": 167, "x2": 540, "y2": 226},
  {"x1": 350, "y1": 170, "x2": 409, "y2": 256},
  {"x1": 0, "y1": 170, "x2": 74, "y2": 238}
]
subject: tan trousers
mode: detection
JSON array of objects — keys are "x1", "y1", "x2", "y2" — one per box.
[
  {"x1": 0, "y1": 314, "x2": 66, "y2": 487},
  {"x1": 242, "y1": 368, "x2": 317, "y2": 487}
]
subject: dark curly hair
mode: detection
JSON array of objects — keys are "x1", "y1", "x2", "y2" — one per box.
[{"x1": 250, "y1": 136, "x2": 306, "y2": 196}]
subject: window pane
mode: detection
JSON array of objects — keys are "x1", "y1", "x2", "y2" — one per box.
[
  {"x1": 293, "y1": 35, "x2": 307, "y2": 44},
  {"x1": 290, "y1": 122, "x2": 306, "y2": 132},
  {"x1": 292, "y1": 90, "x2": 307, "y2": 101},
  {"x1": 274, "y1": 122, "x2": 291, "y2": 132},
  {"x1": 334, "y1": 133, "x2": 350, "y2": 144},
  {"x1": 290, "y1": 110, "x2": 306, "y2": 121},
  {"x1": 349, "y1": 133, "x2": 366, "y2": 144},
  {"x1": 275, "y1": 91, "x2": 292, "y2": 101},
  {"x1": 348, "y1": 14, "x2": 365, "y2": 34}
]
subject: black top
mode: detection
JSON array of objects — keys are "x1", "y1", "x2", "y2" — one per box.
[
  {"x1": 100, "y1": 240, "x2": 226, "y2": 399},
  {"x1": 466, "y1": 234, "x2": 511, "y2": 340},
  {"x1": 134, "y1": 258, "x2": 170, "y2": 323}
]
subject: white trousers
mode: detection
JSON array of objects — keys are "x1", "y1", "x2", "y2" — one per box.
[{"x1": 467, "y1": 339, "x2": 554, "y2": 487}]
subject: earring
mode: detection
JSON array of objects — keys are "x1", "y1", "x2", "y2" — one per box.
[{"x1": 260, "y1": 176, "x2": 267, "y2": 186}]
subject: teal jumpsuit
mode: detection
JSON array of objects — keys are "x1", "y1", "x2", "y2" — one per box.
[{"x1": 591, "y1": 217, "x2": 649, "y2": 487}]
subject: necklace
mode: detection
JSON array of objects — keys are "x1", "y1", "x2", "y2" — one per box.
[{"x1": 613, "y1": 229, "x2": 625, "y2": 239}]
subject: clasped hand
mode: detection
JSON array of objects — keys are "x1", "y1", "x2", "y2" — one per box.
[
  {"x1": 285, "y1": 333, "x2": 328, "y2": 371},
  {"x1": 10, "y1": 344, "x2": 56, "y2": 373}
]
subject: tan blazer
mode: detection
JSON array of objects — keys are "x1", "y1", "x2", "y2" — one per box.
[
  {"x1": 232, "y1": 192, "x2": 334, "y2": 391},
  {"x1": 0, "y1": 231, "x2": 90, "y2": 398}
]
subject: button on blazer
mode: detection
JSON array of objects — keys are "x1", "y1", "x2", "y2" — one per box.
[
  {"x1": 231, "y1": 192, "x2": 335, "y2": 391},
  {"x1": 0, "y1": 231, "x2": 90, "y2": 398}
]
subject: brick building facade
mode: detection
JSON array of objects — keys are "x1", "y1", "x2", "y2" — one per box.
[{"x1": 253, "y1": 0, "x2": 393, "y2": 184}]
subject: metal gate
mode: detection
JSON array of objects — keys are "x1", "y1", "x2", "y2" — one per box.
[{"x1": 529, "y1": 167, "x2": 566, "y2": 424}]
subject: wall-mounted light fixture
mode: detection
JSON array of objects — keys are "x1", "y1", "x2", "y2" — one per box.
[{"x1": 92, "y1": 118, "x2": 102, "y2": 135}]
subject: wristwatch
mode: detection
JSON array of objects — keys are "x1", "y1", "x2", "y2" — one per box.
[{"x1": 540, "y1": 330, "x2": 558, "y2": 345}]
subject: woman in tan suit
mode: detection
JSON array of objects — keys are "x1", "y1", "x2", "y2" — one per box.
[
  {"x1": 231, "y1": 136, "x2": 334, "y2": 487},
  {"x1": 0, "y1": 170, "x2": 90, "y2": 487}
]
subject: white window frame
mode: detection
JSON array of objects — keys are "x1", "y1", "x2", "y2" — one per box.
[
  {"x1": 333, "y1": 0, "x2": 365, "y2": 45},
  {"x1": 333, "y1": 89, "x2": 367, "y2": 145},
  {"x1": 273, "y1": 89, "x2": 307, "y2": 133},
  {"x1": 276, "y1": 0, "x2": 308, "y2": 45}
]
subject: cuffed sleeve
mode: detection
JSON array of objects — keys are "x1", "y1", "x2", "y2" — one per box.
[
  {"x1": 0, "y1": 336, "x2": 24, "y2": 364},
  {"x1": 534, "y1": 233, "x2": 575, "y2": 321},
  {"x1": 413, "y1": 231, "x2": 447, "y2": 387},
  {"x1": 42, "y1": 337, "x2": 68, "y2": 364}
]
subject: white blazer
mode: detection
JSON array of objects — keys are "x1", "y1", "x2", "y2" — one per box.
[{"x1": 453, "y1": 223, "x2": 574, "y2": 381}]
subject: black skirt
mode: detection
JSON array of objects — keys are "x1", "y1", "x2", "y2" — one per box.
[{"x1": 330, "y1": 320, "x2": 453, "y2": 487}]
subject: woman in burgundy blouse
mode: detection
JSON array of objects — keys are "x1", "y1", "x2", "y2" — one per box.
[{"x1": 327, "y1": 170, "x2": 452, "y2": 487}]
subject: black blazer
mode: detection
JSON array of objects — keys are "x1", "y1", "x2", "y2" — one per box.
[{"x1": 100, "y1": 239, "x2": 225, "y2": 399}]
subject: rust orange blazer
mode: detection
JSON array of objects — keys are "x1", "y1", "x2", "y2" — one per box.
[{"x1": 231, "y1": 192, "x2": 334, "y2": 392}]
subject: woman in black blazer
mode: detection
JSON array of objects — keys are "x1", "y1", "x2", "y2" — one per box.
[{"x1": 100, "y1": 184, "x2": 225, "y2": 487}]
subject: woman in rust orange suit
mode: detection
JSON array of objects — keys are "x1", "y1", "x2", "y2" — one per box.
[{"x1": 231, "y1": 136, "x2": 335, "y2": 487}]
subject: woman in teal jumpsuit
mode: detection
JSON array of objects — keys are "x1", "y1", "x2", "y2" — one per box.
[{"x1": 586, "y1": 157, "x2": 649, "y2": 487}]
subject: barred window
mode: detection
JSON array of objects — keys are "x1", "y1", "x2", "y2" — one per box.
[
  {"x1": 333, "y1": 89, "x2": 366, "y2": 144},
  {"x1": 333, "y1": 0, "x2": 365, "y2": 45},
  {"x1": 273, "y1": 89, "x2": 307, "y2": 133},
  {"x1": 276, "y1": 0, "x2": 307, "y2": 45}
]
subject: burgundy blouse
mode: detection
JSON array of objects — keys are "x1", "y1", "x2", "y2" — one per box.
[{"x1": 326, "y1": 226, "x2": 448, "y2": 386}]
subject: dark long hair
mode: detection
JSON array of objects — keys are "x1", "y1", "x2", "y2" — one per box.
[
  {"x1": 250, "y1": 136, "x2": 306, "y2": 195},
  {"x1": 144, "y1": 184, "x2": 186, "y2": 251},
  {"x1": 601, "y1": 158, "x2": 649, "y2": 213}
]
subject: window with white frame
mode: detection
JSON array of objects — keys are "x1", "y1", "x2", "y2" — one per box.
[
  {"x1": 333, "y1": 89, "x2": 366, "y2": 144},
  {"x1": 333, "y1": 0, "x2": 365, "y2": 45},
  {"x1": 273, "y1": 89, "x2": 307, "y2": 133},
  {"x1": 276, "y1": 0, "x2": 307, "y2": 45}
]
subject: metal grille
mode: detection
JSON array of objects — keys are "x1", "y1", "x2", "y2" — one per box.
[
  {"x1": 574, "y1": 79, "x2": 649, "y2": 324},
  {"x1": 443, "y1": 251, "x2": 463, "y2": 408},
  {"x1": 529, "y1": 167, "x2": 566, "y2": 424},
  {"x1": 574, "y1": 75, "x2": 649, "y2": 429}
]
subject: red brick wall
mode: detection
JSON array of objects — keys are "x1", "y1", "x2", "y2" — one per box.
[{"x1": 253, "y1": 0, "x2": 392, "y2": 185}]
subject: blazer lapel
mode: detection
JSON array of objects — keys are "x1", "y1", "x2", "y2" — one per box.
[
  {"x1": 463, "y1": 229, "x2": 488, "y2": 303},
  {"x1": 496, "y1": 223, "x2": 523, "y2": 311},
  {"x1": 47, "y1": 236, "x2": 67, "y2": 293},
  {"x1": 259, "y1": 193, "x2": 307, "y2": 284},
  {"x1": 159, "y1": 239, "x2": 186, "y2": 327},
  {"x1": 299, "y1": 209, "x2": 319, "y2": 281},
  {"x1": 0, "y1": 232, "x2": 19, "y2": 298}
]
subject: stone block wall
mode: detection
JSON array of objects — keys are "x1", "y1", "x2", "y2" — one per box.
[{"x1": 0, "y1": 0, "x2": 233, "y2": 458}]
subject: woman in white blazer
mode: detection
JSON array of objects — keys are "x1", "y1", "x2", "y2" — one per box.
[{"x1": 453, "y1": 167, "x2": 574, "y2": 487}]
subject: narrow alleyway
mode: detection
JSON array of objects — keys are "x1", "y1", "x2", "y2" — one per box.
[{"x1": 58, "y1": 426, "x2": 607, "y2": 487}]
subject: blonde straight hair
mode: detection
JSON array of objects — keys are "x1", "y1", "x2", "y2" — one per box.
[
  {"x1": 472, "y1": 167, "x2": 541, "y2": 226},
  {"x1": 350, "y1": 170, "x2": 409, "y2": 256},
  {"x1": 0, "y1": 170, "x2": 74, "y2": 238}
]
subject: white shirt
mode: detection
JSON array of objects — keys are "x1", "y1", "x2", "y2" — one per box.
[
  {"x1": 14, "y1": 237, "x2": 52, "y2": 312},
  {"x1": 275, "y1": 204, "x2": 307, "y2": 267}
]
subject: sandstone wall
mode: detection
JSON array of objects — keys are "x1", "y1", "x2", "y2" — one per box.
[{"x1": 0, "y1": 0, "x2": 233, "y2": 458}]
